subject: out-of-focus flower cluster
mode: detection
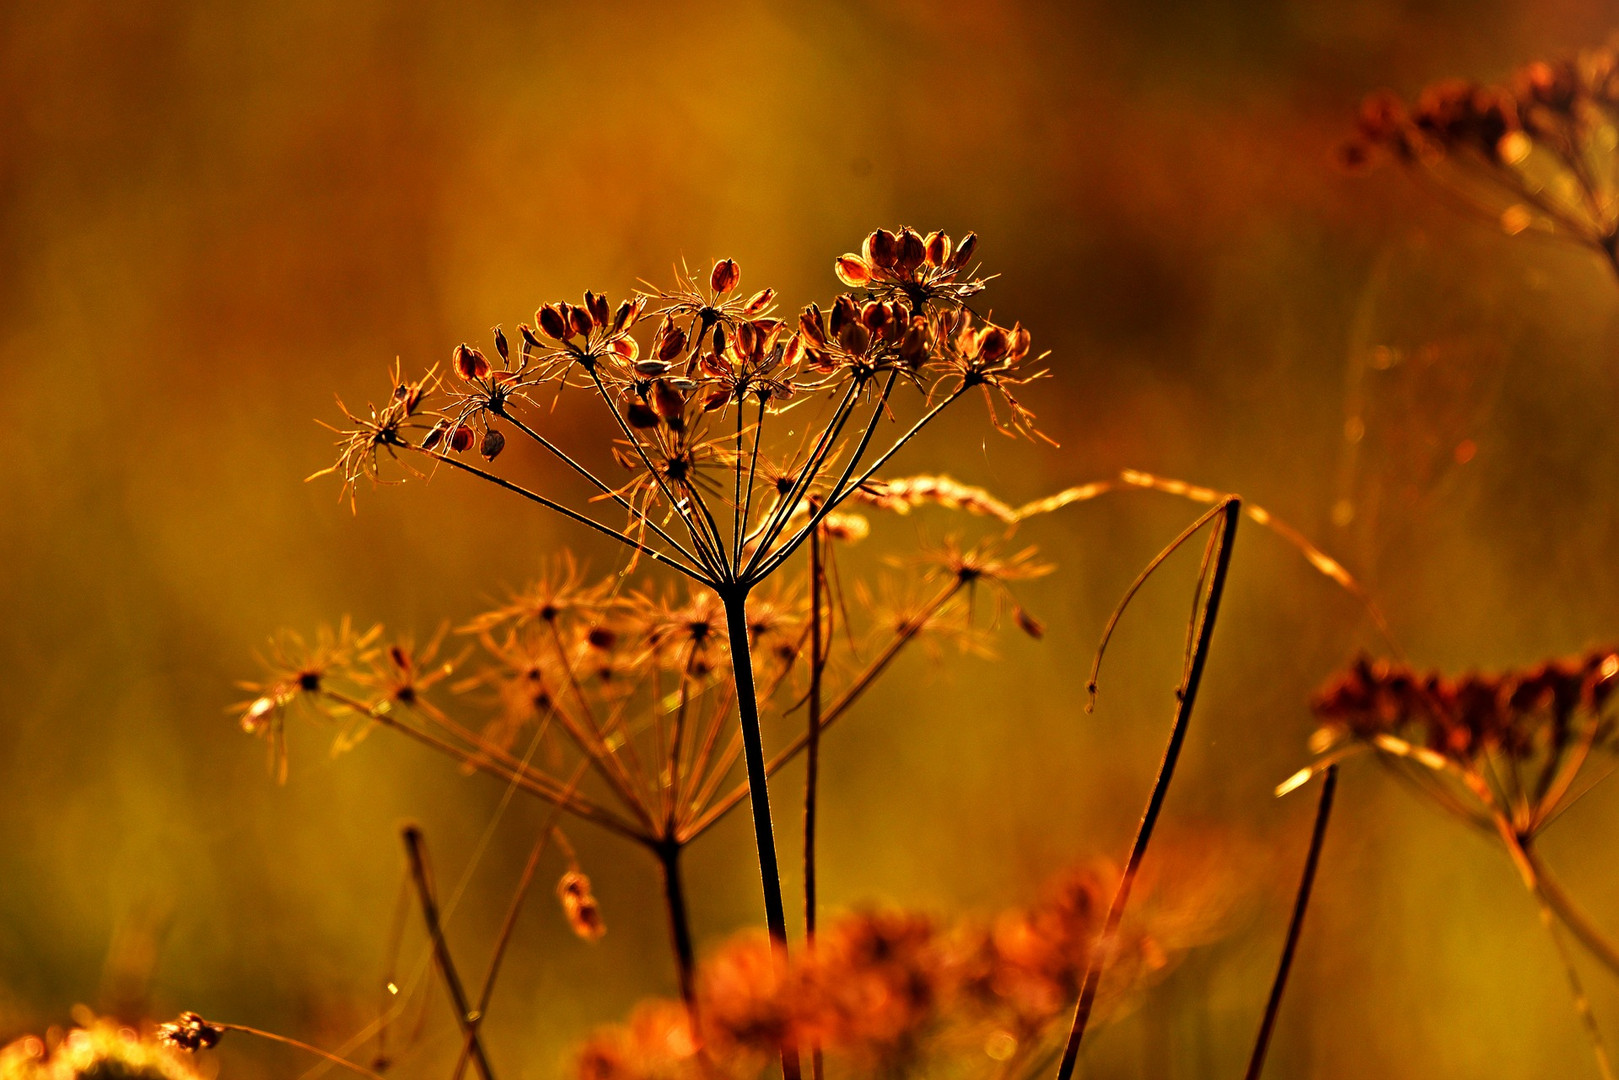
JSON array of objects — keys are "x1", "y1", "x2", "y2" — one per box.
[
  {"x1": 1304, "y1": 647, "x2": 1619, "y2": 835},
  {"x1": 1342, "y1": 43, "x2": 1619, "y2": 266},
  {"x1": 574, "y1": 855, "x2": 1246, "y2": 1080},
  {"x1": 0, "y1": 1015, "x2": 203, "y2": 1080}
]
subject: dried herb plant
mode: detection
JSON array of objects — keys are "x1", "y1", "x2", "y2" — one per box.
[
  {"x1": 241, "y1": 229, "x2": 1052, "y2": 1079},
  {"x1": 1343, "y1": 39, "x2": 1619, "y2": 280}
]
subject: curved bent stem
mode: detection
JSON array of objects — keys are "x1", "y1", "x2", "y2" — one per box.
[
  {"x1": 1052, "y1": 499, "x2": 1240, "y2": 1080},
  {"x1": 208, "y1": 1021, "x2": 389, "y2": 1080},
  {"x1": 1246, "y1": 765, "x2": 1338, "y2": 1080},
  {"x1": 721, "y1": 589, "x2": 803, "y2": 1080}
]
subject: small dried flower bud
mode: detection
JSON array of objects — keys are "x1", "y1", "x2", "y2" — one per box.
[
  {"x1": 635, "y1": 359, "x2": 672, "y2": 377},
  {"x1": 568, "y1": 304, "x2": 595, "y2": 337},
  {"x1": 924, "y1": 230, "x2": 951, "y2": 267},
  {"x1": 830, "y1": 294, "x2": 859, "y2": 335},
  {"x1": 448, "y1": 424, "x2": 475, "y2": 453},
  {"x1": 949, "y1": 231, "x2": 978, "y2": 270},
  {"x1": 896, "y1": 228, "x2": 926, "y2": 272},
  {"x1": 1014, "y1": 606, "x2": 1045, "y2": 639},
  {"x1": 652, "y1": 378, "x2": 686, "y2": 422},
  {"x1": 742, "y1": 288, "x2": 775, "y2": 316},
  {"x1": 799, "y1": 303, "x2": 828, "y2": 345},
  {"x1": 422, "y1": 420, "x2": 449, "y2": 450},
  {"x1": 585, "y1": 290, "x2": 610, "y2": 327},
  {"x1": 558, "y1": 870, "x2": 606, "y2": 941},
  {"x1": 492, "y1": 326, "x2": 509, "y2": 361},
  {"x1": 519, "y1": 323, "x2": 543, "y2": 350},
  {"x1": 455, "y1": 343, "x2": 489, "y2": 381},
  {"x1": 899, "y1": 317, "x2": 931, "y2": 366},
  {"x1": 838, "y1": 321, "x2": 871, "y2": 355},
  {"x1": 734, "y1": 320, "x2": 758, "y2": 358},
  {"x1": 625, "y1": 401, "x2": 660, "y2": 428},
  {"x1": 480, "y1": 427, "x2": 506, "y2": 460},
  {"x1": 835, "y1": 254, "x2": 871, "y2": 287},
  {"x1": 712, "y1": 323, "x2": 727, "y2": 357},
  {"x1": 538, "y1": 303, "x2": 570, "y2": 341},
  {"x1": 711, "y1": 258, "x2": 740, "y2": 294},
  {"x1": 864, "y1": 228, "x2": 900, "y2": 269}
]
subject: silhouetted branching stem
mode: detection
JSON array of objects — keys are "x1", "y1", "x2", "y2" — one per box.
[
  {"x1": 1054, "y1": 498, "x2": 1240, "y2": 1080},
  {"x1": 1246, "y1": 764, "x2": 1338, "y2": 1080},
  {"x1": 402, "y1": 825, "x2": 497, "y2": 1080}
]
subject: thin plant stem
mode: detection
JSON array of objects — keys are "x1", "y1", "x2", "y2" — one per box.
[
  {"x1": 1520, "y1": 841, "x2": 1619, "y2": 980},
  {"x1": 401, "y1": 826, "x2": 497, "y2": 1080},
  {"x1": 1052, "y1": 498, "x2": 1240, "y2": 1080},
  {"x1": 721, "y1": 587, "x2": 803, "y2": 1080},
  {"x1": 743, "y1": 382, "x2": 864, "y2": 578},
  {"x1": 499, "y1": 410, "x2": 702, "y2": 568},
  {"x1": 657, "y1": 839, "x2": 701, "y2": 1020},
  {"x1": 804, "y1": 526, "x2": 827, "y2": 1080},
  {"x1": 419, "y1": 447, "x2": 711, "y2": 584},
  {"x1": 1245, "y1": 764, "x2": 1338, "y2": 1080},
  {"x1": 209, "y1": 1021, "x2": 389, "y2": 1080}
]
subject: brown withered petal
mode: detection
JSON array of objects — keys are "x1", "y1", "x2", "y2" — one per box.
[
  {"x1": 448, "y1": 424, "x2": 476, "y2": 453},
  {"x1": 492, "y1": 326, "x2": 509, "y2": 361},
  {"x1": 481, "y1": 427, "x2": 506, "y2": 460},
  {"x1": 625, "y1": 401, "x2": 660, "y2": 428},
  {"x1": 835, "y1": 255, "x2": 871, "y2": 287},
  {"x1": 455, "y1": 343, "x2": 489, "y2": 381},
  {"x1": 711, "y1": 258, "x2": 740, "y2": 294}
]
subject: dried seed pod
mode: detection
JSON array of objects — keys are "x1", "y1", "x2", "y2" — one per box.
[
  {"x1": 864, "y1": 228, "x2": 900, "y2": 269},
  {"x1": 612, "y1": 298, "x2": 638, "y2": 333},
  {"x1": 860, "y1": 299, "x2": 890, "y2": 332},
  {"x1": 492, "y1": 326, "x2": 509, "y2": 361},
  {"x1": 835, "y1": 254, "x2": 871, "y2": 287},
  {"x1": 899, "y1": 317, "x2": 931, "y2": 367},
  {"x1": 896, "y1": 228, "x2": 926, "y2": 273},
  {"x1": 710, "y1": 258, "x2": 740, "y2": 294},
  {"x1": 568, "y1": 304, "x2": 594, "y2": 337},
  {"x1": 480, "y1": 427, "x2": 506, "y2": 460},
  {"x1": 799, "y1": 303, "x2": 828, "y2": 345},
  {"x1": 712, "y1": 323, "x2": 727, "y2": 358},
  {"x1": 537, "y1": 304, "x2": 570, "y2": 341},
  {"x1": 519, "y1": 323, "x2": 543, "y2": 351},
  {"x1": 635, "y1": 359, "x2": 672, "y2": 377},
  {"x1": 733, "y1": 320, "x2": 758, "y2": 358},
  {"x1": 924, "y1": 230, "x2": 951, "y2": 268},
  {"x1": 977, "y1": 325, "x2": 1010, "y2": 361},
  {"x1": 1015, "y1": 606, "x2": 1045, "y2": 639},
  {"x1": 950, "y1": 231, "x2": 978, "y2": 270},
  {"x1": 652, "y1": 379, "x2": 686, "y2": 422},
  {"x1": 742, "y1": 288, "x2": 775, "y2": 316},
  {"x1": 455, "y1": 343, "x2": 489, "y2": 381},
  {"x1": 625, "y1": 401, "x2": 660, "y2": 428},
  {"x1": 584, "y1": 290, "x2": 610, "y2": 327},
  {"x1": 558, "y1": 870, "x2": 605, "y2": 941},
  {"x1": 657, "y1": 323, "x2": 688, "y2": 362},
  {"x1": 703, "y1": 388, "x2": 730, "y2": 411},
  {"x1": 422, "y1": 420, "x2": 449, "y2": 450},
  {"x1": 448, "y1": 424, "x2": 475, "y2": 453},
  {"x1": 609, "y1": 336, "x2": 639, "y2": 362},
  {"x1": 586, "y1": 625, "x2": 618, "y2": 650},
  {"x1": 830, "y1": 294, "x2": 859, "y2": 335},
  {"x1": 838, "y1": 321, "x2": 871, "y2": 355}
]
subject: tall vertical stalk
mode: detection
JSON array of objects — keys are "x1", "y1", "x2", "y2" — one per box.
[
  {"x1": 656, "y1": 840, "x2": 700, "y2": 1020},
  {"x1": 803, "y1": 526, "x2": 828, "y2": 1080},
  {"x1": 1053, "y1": 499, "x2": 1240, "y2": 1080},
  {"x1": 1245, "y1": 764, "x2": 1338, "y2": 1080},
  {"x1": 722, "y1": 586, "x2": 803, "y2": 1080}
]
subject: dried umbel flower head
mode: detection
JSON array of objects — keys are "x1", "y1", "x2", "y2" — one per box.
[
  {"x1": 154, "y1": 1013, "x2": 223, "y2": 1054},
  {"x1": 1292, "y1": 646, "x2": 1619, "y2": 840},
  {"x1": 1342, "y1": 41, "x2": 1619, "y2": 276}
]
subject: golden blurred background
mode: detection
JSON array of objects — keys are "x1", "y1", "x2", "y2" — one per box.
[{"x1": 5, "y1": 1, "x2": 1619, "y2": 1077}]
